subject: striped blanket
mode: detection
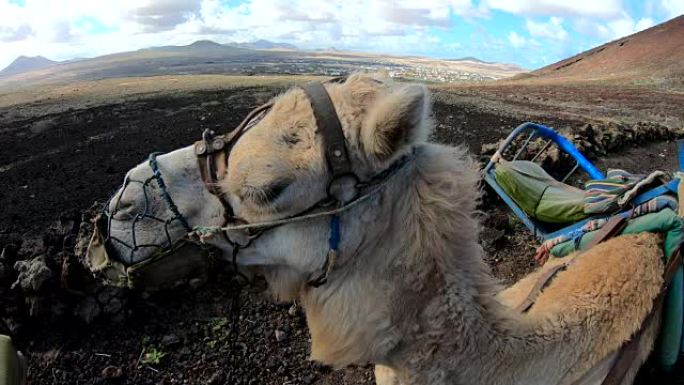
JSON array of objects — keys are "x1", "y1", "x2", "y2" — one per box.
[
  {"x1": 584, "y1": 169, "x2": 669, "y2": 214},
  {"x1": 534, "y1": 169, "x2": 674, "y2": 265},
  {"x1": 535, "y1": 194, "x2": 678, "y2": 265}
]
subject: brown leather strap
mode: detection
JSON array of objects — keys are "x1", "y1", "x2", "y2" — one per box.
[
  {"x1": 302, "y1": 82, "x2": 353, "y2": 178},
  {"x1": 195, "y1": 81, "x2": 353, "y2": 214},
  {"x1": 582, "y1": 216, "x2": 628, "y2": 251},
  {"x1": 194, "y1": 101, "x2": 273, "y2": 221},
  {"x1": 600, "y1": 249, "x2": 682, "y2": 385},
  {"x1": 191, "y1": 80, "x2": 355, "y2": 251},
  {"x1": 517, "y1": 216, "x2": 628, "y2": 313},
  {"x1": 226, "y1": 102, "x2": 273, "y2": 144},
  {"x1": 516, "y1": 262, "x2": 571, "y2": 312}
]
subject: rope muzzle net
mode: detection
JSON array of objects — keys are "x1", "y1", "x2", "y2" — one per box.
[{"x1": 86, "y1": 153, "x2": 214, "y2": 289}]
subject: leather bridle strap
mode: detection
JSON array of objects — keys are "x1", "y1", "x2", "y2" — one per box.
[
  {"x1": 194, "y1": 81, "x2": 356, "y2": 244},
  {"x1": 302, "y1": 82, "x2": 358, "y2": 203},
  {"x1": 302, "y1": 82, "x2": 352, "y2": 178},
  {"x1": 194, "y1": 102, "x2": 273, "y2": 219},
  {"x1": 196, "y1": 81, "x2": 356, "y2": 216}
]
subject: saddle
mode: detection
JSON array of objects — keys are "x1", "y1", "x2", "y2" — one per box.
[{"x1": 516, "y1": 215, "x2": 682, "y2": 385}]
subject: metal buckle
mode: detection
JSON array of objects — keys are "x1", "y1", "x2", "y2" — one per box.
[
  {"x1": 196, "y1": 129, "x2": 226, "y2": 155},
  {"x1": 327, "y1": 174, "x2": 359, "y2": 204}
]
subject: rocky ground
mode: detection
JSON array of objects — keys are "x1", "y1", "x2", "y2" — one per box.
[{"x1": 1, "y1": 81, "x2": 683, "y2": 385}]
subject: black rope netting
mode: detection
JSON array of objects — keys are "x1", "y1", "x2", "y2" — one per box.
[{"x1": 103, "y1": 153, "x2": 192, "y2": 265}]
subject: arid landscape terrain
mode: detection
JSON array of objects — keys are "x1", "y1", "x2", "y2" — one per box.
[
  {"x1": 0, "y1": 39, "x2": 523, "y2": 92},
  {"x1": 0, "y1": 15, "x2": 683, "y2": 385}
]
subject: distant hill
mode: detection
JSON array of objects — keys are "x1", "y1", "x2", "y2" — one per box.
[
  {"x1": 144, "y1": 39, "x2": 297, "y2": 52},
  {"x1": 142, "y1": 40, "x2": 250, "y2": 55},
  {"x1": 527, "y1": 15, "x2": 684, "y2": 85},
  {"x1": 234, "y1": 40, "x2": 297, "y2": 50},
  {"x1": 0, "y1": 56, "x2": 58, "y2": 77},
  {"x1": 453, "y1": 56, "x2": 491, "y2": 64}
]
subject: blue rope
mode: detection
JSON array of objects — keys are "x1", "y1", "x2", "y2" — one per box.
[{"x1": 329, "y1": 215, "x2": 340, "y2": 251}]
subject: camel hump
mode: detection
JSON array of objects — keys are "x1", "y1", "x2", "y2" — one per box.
[{"x1": 530, "y1": 233, "x2": 664, "y2": 365}]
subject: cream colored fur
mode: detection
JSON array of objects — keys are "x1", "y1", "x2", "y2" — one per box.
[
  {"x1": 109, "y1": 73, "x2": 666, "y2": 385},
  {"x1": 222, "y1": 74, "x2": 664, "y2": 385}
]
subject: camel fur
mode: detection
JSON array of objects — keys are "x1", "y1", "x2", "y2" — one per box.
[{"x1": 221, "y1": 74, "x2": 665, "y2": 385}]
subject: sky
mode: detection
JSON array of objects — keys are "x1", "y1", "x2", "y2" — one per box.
[{"x1": 0, "y1": 0, "x2": 682, "y2": 71}]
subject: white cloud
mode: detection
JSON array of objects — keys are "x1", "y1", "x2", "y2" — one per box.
[
  {"x1": 507, "y1": 31, "x2": 527, "y2": 48},
  {"x1": 129, "y1": 0, "x2": 203, "y2": 32},
  {"x1": 525, "y1": 17, "x2": 568, "y2": 40},
  {"x1": 573, "y1": 14, "x2": 656, "y2": 40},
  {"x1": 484, "y1": 0, "x2": 624, "y2": 18},
  {"x1": 661, "y1": 0, "x2": 684, "y2": 18},
  {"x1": 0, "y1": 0, "x2": 669, "y2": 71},
  {"x1": 635, "y1": 17, "x2": 656, "y2": 31},
  {"x1": 0, "y1": 0, "x2": 491, "y2": 69}
]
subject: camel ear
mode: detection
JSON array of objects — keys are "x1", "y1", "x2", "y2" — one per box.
[{"x1": 361, "y1": 84, "x2": 430, "y2": 161}]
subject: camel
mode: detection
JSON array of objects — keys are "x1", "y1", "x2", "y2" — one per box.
[{"x1": 101, "y1": 74, "x2": 666, "y2": 385}]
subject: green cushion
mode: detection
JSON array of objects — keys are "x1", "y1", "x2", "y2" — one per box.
[{"x1": 494, "y1": 160, "x2": 587, "y2": 224}]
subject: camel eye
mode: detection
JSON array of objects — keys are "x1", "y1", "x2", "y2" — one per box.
[
  {"x1": 262, "y1": 180, "x2": 290, "y2": 201},
  {"x1": 241, "y1": 178, "x2": 294, "y2": 205},
  {"x1": 282, "y1": 132, "x2": 301, "y2": 146}
]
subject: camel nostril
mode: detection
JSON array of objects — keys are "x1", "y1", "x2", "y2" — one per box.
[
  {"x1": 108, "y1": 182, "x2": 147, "y2": 219},
  {"x1": 108, "y1": 189, "x2": 140, "y2": 219},
  {"x1": 112, "y1": 200, "x2": 137, "y2": 220}
]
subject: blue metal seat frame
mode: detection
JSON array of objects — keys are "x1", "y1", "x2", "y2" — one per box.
[{"x1": 483, "y1": 122, "x2": 681, "y2": 242}]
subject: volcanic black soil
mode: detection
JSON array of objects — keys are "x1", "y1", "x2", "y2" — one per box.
[{"x1": 0, "y1": 85, "x2": 681, "y2": 385}]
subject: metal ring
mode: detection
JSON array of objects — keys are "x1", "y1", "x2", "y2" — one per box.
[{"x1": 327, "y1": 174, "x2": 360, "y2": 204}]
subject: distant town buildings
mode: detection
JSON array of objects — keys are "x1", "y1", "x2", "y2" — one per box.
[{"x1": 207, "y1": 57, "x2": 505, "y2": 83}]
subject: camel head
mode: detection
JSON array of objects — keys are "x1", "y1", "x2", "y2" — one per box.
[
  {"x1": 216, "y1": 74, "x2": 431, "y2": 296},
  {"x1": 92, "y1": 73, "x2": 431, "y2": 291}
]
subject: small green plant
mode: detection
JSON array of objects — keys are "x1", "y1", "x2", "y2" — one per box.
[
  {"x1": 141, "y1": 347, "x2": 167, "y2": 365},
  {"x1": 210, "y1": 317, "x2": 228, "y2": 332},
  {"x1": 507, "y1": 213, "x2": 522, "y2": 231}
]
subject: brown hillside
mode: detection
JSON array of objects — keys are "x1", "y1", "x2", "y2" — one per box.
[{"x1": 526, "y1": 15, "x2": 684, "y2": 86}]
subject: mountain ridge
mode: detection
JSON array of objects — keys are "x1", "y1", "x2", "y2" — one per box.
[
  {"x1": 0, "y1": 55, "x2": 58, "y2": 77},
  {"x1": 0, "y1": 39, "x2": 523, "y2": 86},
  {"x1": 524, "y1": 15, "x2": 684, "y2": 85}
]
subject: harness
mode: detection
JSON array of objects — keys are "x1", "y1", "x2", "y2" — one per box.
[
  {"x1": 192, "y1": 80, "x2": 407, "y2": 286},
  {"x1": 89, "y1": 78, "x2": 412, "y2": 289}
]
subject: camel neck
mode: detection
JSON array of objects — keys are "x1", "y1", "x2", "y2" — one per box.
[
  {"x1": 300, "y1": 144, "x2": 656, "y2": 385},
  {"x1": 301, "y1": 145, "x2": 578, "y2": 384},
  {"x1": 360, "y1": 146, "x2": 578, "y2": 385}
]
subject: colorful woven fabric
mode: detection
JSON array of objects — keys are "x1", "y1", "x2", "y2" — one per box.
[
  {"x1": 584, "y1": 169, "x2": 669, "y2": 214},
  {"x1": 535, "y1": 194, "x2": 678, "y2": 265}
]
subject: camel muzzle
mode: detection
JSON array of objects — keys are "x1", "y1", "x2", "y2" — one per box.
[
  {"x1": 84, "y1": 151, "x2": 219, "y2": 289},
  {"x1": 85, "y1": 215, "x2": 214, "y2": 289}
]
